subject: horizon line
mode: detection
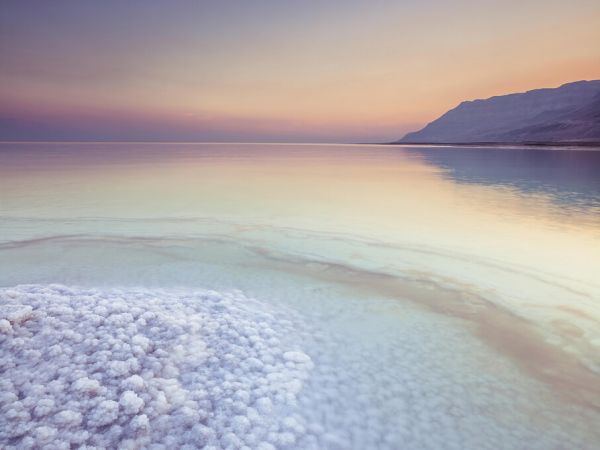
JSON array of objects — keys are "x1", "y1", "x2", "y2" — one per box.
[{"x1": 0, "y1": 140, "x2": 381, "y2": 146}]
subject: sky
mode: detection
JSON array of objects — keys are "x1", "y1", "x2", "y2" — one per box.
[{"x1": 1, "y1": 0, "x2": 599, "y2": 143}]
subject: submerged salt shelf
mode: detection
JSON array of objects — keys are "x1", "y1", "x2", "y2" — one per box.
[
  {"x1": 1, "y1": 284, "x2": 599, "y2": 449},
  {"x1": 2, "y1": 218, "x2": 599, "y2": 377}
]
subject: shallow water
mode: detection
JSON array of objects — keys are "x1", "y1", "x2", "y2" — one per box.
[{"x1": 1, "y1": 142, "x2": 599, "y2": 448}]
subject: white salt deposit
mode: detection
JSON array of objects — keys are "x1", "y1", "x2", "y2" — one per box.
[
  {"x1": 0, "y1": 285, "x2": 313, "y2": 449},
  {"x1": 1, "y1": 284, "x2": 599, "y2": 449}
]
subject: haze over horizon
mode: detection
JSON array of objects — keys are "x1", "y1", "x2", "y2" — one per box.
[{"x1": 1, "y1": 0, "x2": 599, "y2": 143}]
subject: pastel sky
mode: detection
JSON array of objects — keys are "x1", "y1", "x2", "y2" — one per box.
[{"x1": 1, "y1": 0, "x2": 599, "y2": 142}]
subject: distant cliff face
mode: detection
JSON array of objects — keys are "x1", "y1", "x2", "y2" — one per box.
[{"x1": 397, "y1": 80, "x2": 600, "y2": 143}]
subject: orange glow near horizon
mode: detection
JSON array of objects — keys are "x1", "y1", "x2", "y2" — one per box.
[{"x1": 1, "y1": 1, "x2": 599, "y2": 142}]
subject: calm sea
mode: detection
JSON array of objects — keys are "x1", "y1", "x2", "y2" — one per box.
[{"x1": 1, "y1": 142, "x2": 599, "y2": 447}]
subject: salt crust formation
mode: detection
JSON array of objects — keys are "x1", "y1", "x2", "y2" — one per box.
[
  {"x1": 0, "y1": 285, "x2": 313, "y2": 449},
  {"x1": 1, "y1": 284, "x2": 598, "y2": 449}
]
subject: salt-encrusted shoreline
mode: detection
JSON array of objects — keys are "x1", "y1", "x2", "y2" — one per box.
[
  {"x1": 0, "y1": 285, "x2": 314, "y2": 449},
  {"x1": 2, "y1": 283, "x2": 600, "y2": 449}
]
